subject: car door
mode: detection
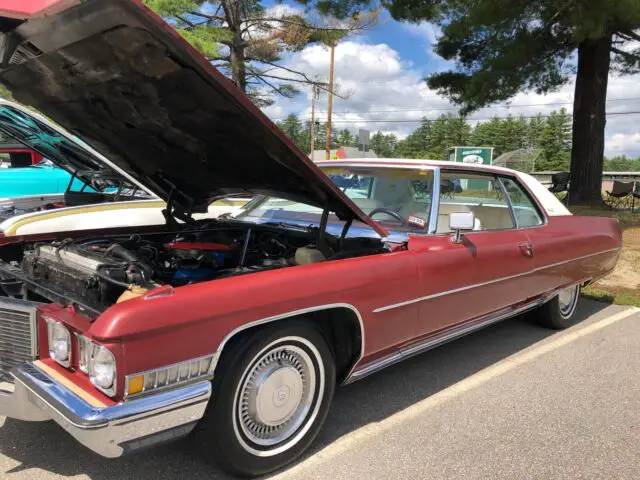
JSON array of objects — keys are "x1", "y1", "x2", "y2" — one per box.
[
  {"x1": 498, "y1": 175, "x2": 615, "y2": 297},
  {"x1": 407, "y1": 171, "x2": 536, "y2": 338}
]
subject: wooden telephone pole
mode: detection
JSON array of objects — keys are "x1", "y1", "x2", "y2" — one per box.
[
  {"x1": 325, "y1": 44, "x2": 335, "y2": 160},
  {"x1": 310, "y1": 84, "x2": 319, "y2": 157}
]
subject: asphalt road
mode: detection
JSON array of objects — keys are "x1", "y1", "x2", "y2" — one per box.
[{"x1": 0, "y1": 300, "x2": 638, "y2": 479}]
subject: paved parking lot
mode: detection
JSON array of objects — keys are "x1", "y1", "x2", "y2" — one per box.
[{"x1": 0, "y1": 300, "x2": 638, "y2": 479}]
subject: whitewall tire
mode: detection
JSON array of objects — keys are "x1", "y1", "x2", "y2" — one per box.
[
  {"x1": 195, "y1": 322, "x2": 335, "y2": 477},
  {"x1": 536, "y1": 284, "x2": 581, "y2": 329}
]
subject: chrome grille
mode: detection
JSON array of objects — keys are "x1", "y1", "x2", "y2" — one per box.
[{"x1": 0, "y1": 298, "x2": 39, "y2": 373}]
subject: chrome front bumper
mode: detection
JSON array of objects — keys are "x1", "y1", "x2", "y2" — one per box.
[{"x1": 0, "y1": 362, "x2": 211, "y2": 457}]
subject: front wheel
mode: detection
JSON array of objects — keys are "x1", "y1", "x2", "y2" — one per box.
[
  {"x1": 535, "y1": 284, "x2": 581, "y2": 329},
  {"x1": 196, "y1": 322, "x2": 335, "y2": 477}
]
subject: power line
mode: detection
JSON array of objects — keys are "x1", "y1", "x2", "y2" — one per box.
[
  {"x1": 272, "y1": 96, "x2": 640, "y2": 122},
  {"x1": 279, "y1": 110, "x2": 640, "y2": 125},
  {"x1": 288, "y1": 97, "x2": 640, "y2": 117}
]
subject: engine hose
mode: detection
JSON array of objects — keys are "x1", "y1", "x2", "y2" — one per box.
[
  {"x1": 106, "y1": 243, "x2": 142, "y2": 264},
  {"x1": 95, "y1": 264, "x2": 132, "y2": 288}
]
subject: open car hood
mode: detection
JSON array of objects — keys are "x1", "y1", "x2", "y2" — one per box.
[{"x1": 0, "y1": 0, "x2": 386, "y2": 236}]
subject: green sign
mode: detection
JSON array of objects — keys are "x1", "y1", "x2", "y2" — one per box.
[{"x1": 448, "y1": 146, "x2": 494, "y2": 165}]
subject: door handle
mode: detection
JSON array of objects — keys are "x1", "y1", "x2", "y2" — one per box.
[{"x1": 518, "y1": 242, "x2": 534, "y2": 258}]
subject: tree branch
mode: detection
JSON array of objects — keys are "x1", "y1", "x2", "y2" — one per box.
[
  {"x1": 612, "y1": 46, "x2": 640, "y2": 61},
  {"x1": 256, "y1": 75, "x2": 290, "y2": 97},
  {"x1": 242, "y1": 17, "x2": 352, "y2": 32},
  {"x1": 249, "y1": 58, "x2": 327, "y2": 85},
  {"x1": 618, "y1": 29, "x2": 640, "y2": 42},
  {"x1": 188, "y1": 11, "x2": 226, "y2": 23},
  {"x1": 176, "y1": 15, "x2": 196, "y2": 28}
]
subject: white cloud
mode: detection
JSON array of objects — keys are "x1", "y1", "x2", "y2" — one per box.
[
  {"x1": 264, "y1": 4, "x2": 304, "y2": 17},
  {"x1": 265, "y1": 40, "x2": 640, "y2": 157},
  {"x1": 401, "y1": 21, "x2": 442, "y2": 45},
  {"x1": 606, "y1": 133, "x2": 640, "y2": 157}
]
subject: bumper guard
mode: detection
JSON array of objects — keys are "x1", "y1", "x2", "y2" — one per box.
[{"x1": 0, "y1": 362, "x2": 211, "y2": 457}]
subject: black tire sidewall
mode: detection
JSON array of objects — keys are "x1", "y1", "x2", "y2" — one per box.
[
  {"x1": 203, "y1": 322, "x2": 336, "y2": 477},
  {"x1": 538, "y1": 285, "x2": 580, "y2": 329}
]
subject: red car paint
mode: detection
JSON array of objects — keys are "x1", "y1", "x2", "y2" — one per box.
[
  {"x1": 0, "y1": 148, "x2": 43, "y2": 165},
  {"x1": 0, "y1": 0, "x2": 78, "y2": 18},
  {"x1": 27, "y1": 208, "x2": 620, "y2": 401}
]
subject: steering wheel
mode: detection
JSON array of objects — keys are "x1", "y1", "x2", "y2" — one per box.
[{"x1": 369, "y1": 207, "x2": 407, "y2": 226}]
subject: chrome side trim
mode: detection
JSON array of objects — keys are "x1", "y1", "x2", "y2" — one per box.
[
  {"x1": 213, "y1": 303, "x2": 366, "y2": 384},
  {"x1": 346, "y1": 298, "x2": 545, "y2": 383},
  {"x1": 318, "y1": 162, "x2": 440, "y2": 171},
  {"x1": 428, "y1": 167, "x2": 441, "y2": 235},
  {"x1": 497, "y1": 176, "x2": 519, "y2": 228},
  {"x1": 373, "y1": 247, "x2": 620, "y2": 313}
]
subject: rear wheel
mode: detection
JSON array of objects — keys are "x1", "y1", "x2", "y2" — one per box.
[
  {"x1": 196, "y1": 322, "x2": 335, "y2": 477},
  {"x1": 535, "y1": 284, "x2": 581, "y2": 329}
]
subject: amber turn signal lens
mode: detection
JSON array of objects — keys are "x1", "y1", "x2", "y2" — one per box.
[{"x1": 127, "y1": 375, "x2": 144, "y2": 395}]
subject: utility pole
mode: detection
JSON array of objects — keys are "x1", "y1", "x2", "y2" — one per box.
[
  {"x1": 325, "y1": 44, "x2": 335, "y2": 160},
  {"x1": 310, "y1": 84, "x2": 319, "y2": 158}
]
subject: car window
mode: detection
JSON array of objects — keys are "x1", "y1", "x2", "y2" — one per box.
[
  {"x1": 436, "y1": 171, "x2": 514, "y2": 234},
  {"x1": 240, "y1": 167, "x2": 435, "y2": 232},
  {"x1": 500, "y1": 177, "x2": 544, "y2": 228}
]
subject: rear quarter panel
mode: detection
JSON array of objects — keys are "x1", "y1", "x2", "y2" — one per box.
[{"x1": 525, "y1": 215, "x2": 621, "y2": 296}]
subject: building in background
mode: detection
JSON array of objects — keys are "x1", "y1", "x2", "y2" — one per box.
[{"x1": 310, "y1": 146, "x2": 378, "y2": 161}]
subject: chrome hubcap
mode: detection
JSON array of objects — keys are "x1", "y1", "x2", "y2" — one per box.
[
  {"x1": 237, "y1": 345, "x2": 316, "y2": 447},
  {"x1": 559, "y1": 285, "x2": 578, "y2": 317}
]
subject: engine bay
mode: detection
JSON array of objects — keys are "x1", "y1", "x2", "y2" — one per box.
[{"x1": 0, "y1": 221, "x2": 387, "y2": 316}]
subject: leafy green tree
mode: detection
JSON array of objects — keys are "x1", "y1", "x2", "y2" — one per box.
[
  {"x1": 369, "y1": 131, "x2": 398, "y2": 157},
  {"x1": 471, "y1": 117, "x2": 503, "y2": 154},
  {"x1": 536, "y1": 108, "x2": 572, "y2": 171},
  {"x1": 384, "y1": 0, "x2": 640, "y2": 204},
  {"x1": 276, "y1": 114, "x2": 306, "y2": 151},
  {"x1": 527, "y1": 114, "x2": 546, "y2": 149},
  {"x1": 336, "y1": 128, "x2": 356, "y2": 147},
  {"x1": 393, "y1": 118, "x2": 432, "y2": 158},
  {"x1": 603, "y1": 155, "x2": 640, "y2": 171}
]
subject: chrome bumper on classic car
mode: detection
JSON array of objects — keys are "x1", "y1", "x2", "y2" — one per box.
[{"x1": 0, "y1": 362, "x2": 211, "y2": 457}]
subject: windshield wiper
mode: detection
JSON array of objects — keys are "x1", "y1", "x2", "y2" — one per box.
[{"x1": 262, "y1": 221, "x2": 312, "y2": 232}]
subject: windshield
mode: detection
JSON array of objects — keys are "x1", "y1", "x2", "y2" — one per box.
[{"x1": 237, "y1": 167, "x2": 435, "y2": 233}]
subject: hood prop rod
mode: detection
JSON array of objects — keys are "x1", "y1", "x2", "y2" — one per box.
[
  {"x1": 317, "y1": 205, "x2": 331, "y2": 258},
  {"x1": 162, "y1": 184, "x2": 195, "y2": 228},
  {"x1": 339, "y1": 218, "x2": 353, "y2": 250}
]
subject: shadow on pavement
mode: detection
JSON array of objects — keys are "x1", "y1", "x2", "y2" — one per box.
[{"x1": 0, "y1": 300, "x2": 609, "y2": 480}]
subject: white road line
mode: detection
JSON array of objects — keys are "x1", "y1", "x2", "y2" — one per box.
[{"x1": 276, "y1": 307, "x2": 640, "y2": 477}]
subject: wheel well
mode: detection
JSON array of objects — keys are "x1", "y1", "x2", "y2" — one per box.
[{"x1": 218, "y1": 307, "x2": 363, "y2": 384}]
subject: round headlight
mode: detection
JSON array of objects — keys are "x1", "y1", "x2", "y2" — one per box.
[
  {"x1": 47, "y1": 320, "x2": 71, "y2": 367},
  {"x1": 89, "y1": 345, "x2": 116, "y2": 395}
]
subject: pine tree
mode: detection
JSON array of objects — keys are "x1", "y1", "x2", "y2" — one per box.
[
  {"x1": 370, "y1": 131, "x2": 398, "y2": 157},
  {"x1": 527, "y1": 114, "x2": 546, "y2": 149},
  {"x1": 537, "y1": 108, "x2": 572, "y2": 171},
  {"x1": 393, "y1": 117, "x2": 432, "y2": 158},
  {"x1": 337, "y1": 129, "x2": 355, "y2": 147}
]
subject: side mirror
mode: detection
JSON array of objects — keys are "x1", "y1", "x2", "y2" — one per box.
[{"x1": 449, "y1": 211, "x2": 475, "y2": 243}]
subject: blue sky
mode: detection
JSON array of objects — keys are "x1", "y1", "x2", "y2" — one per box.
[{"x1": 257, "y1": 2, "x2": 640, "y2": 157}]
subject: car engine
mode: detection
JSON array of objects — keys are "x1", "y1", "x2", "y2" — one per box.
[{"x1": 17, "y1": 227, "x2": 321, "y2": 310}]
